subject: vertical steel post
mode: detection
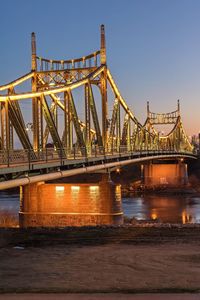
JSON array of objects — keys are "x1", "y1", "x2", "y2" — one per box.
[
  {"x1": 7, "y1": 89, "x2": 14, "y2": 150},
  {"x1": 127, "y1": 117, "x2": 131, "y2": 152},
  {"x1": 116, "y1": 104, "x2": 121, "y2": 152},
  {"x1": 0, "y1": 103, "x2": 6, "y2": 149},
  {"x1": 31, "y1": 32, "x2": 37, "y2": 72},
  {"x1": 85, "y1": 83, "x2": 91, "y2": 154},
  {"x1": 147, "y1": 101, "x2": 150, "y2": 118},
  {"x1": 177, "y1": 99, "x2": 180, "y2": 116},
  {"x1": 64, "y1": 91, "x2": 68, "y2": 152},
  {"x1": 64, "y1": 91, "x2": 72, "y2": 155},
  {"x1": 100, "y1": 24, "x2": 108, "y2": 150},
  {"x1": 5, "y1": 100, "x2": 10, "y2": 152},
  {"x1": 31, "y1": 32, "x2": 40, "y2": 151}
]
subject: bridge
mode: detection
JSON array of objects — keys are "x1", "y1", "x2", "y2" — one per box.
[
  {"x1": 0, "y1": 25, "x2": 196, "y2": 226},
  {"x1": 0, "y1": 25, "x2": 195, "y2": 189}
]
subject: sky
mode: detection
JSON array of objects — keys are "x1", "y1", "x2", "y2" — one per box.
[{"x1": 0, "y1": 0, "x2": 200, "y2": 136}]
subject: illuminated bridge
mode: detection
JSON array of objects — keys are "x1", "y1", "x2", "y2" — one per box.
[
  {"x1": 0, "y1": 25, "x2": 197, "y2": 226},
  {"x1": 0, "y1": 25, "x2": 196, "y2": 190}
]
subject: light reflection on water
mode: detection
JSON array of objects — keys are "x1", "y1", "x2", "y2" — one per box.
[
  {"x1": 122, "y1": 195, "x2": 200, "y2": 224},
  {"x1": 1, "y1": 190, "x2": 200, "y2": 224}
]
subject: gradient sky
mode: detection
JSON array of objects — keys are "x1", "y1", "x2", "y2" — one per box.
[{"x1": 0, "y1": 0, "x2": 200, "y2": 136}]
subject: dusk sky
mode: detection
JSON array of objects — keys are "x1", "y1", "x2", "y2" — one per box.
[{"x1": 0, "y1": 0, "x2": 200, "y2": 135}]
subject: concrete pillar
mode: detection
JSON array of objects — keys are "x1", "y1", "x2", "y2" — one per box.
[
  {"x1": 19, "y1": 178, "x2": 123, "y2": 227},
  {"x1": 144, "y1": 161, "x2": 188, "y2": 186}
]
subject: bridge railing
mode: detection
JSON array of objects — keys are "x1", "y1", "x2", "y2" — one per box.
[{"x1": 0, "y1": 146, "x2": 196, "y2": 168}]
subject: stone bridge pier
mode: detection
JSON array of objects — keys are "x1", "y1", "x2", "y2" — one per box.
[
  {"x1": 19, "y1": 174, "x2": 123, "y2": 227},
  {"x1": 142, "y1": 159, "x2": 188, "y2": 186}
]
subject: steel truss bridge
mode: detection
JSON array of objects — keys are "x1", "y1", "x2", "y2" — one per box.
[{"x1": 0, "y1": 25, "x2": 196, "y2": 189}]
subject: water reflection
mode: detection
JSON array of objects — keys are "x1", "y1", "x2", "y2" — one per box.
[
  {"x1": 1, "y1": 190, "x2": 200, "y2": 224},
  {"x1": 122, "y1": 195, "x2": 200, "y2": 224}
]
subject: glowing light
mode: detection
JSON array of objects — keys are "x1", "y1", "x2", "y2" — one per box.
[
  {"x1": 71, "y1": 186, "x2": 80, "y2": 191},
  {"x1": 89, "y1": 186, "x2": 99, "y2": 191},
  {"x1": 182, "y1": 211, "x2": 187, "y2": 224},
  {"x1": 115, "y1": 185, "x2": 121, "y2": 199},
  {"x1": 56, "y1": 186, "x2": 64, "y2": 192},
  {"x1": 116, "y1": 168, "x2": 120, "y2": 173},
  {"x1": 151, "y1": 213, "x2": 157, "y2": 220}
]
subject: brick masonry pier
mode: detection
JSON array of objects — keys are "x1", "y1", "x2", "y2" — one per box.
[{"x1": 19, "y1": 176, "x2": 123, "y2": 227}]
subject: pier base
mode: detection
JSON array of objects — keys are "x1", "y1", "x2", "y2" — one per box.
[
  {"x1": 143, "y1": 160, "x2": 188, "y2": 186},
  {"x1": 19, "y1": 176, "x2": 123, "y2": 227}
]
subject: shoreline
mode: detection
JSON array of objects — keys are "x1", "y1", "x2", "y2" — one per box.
[
  {"x1": 1, "y1": 225, "x2": 200, "y2": 294},
  {"x1": 1, "y1": 224, "x2": 200, "y2": 248}
]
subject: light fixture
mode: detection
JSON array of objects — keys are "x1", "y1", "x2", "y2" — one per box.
[
  {"x1": 71, "y1": 186, "x2": 80, "y2": 191},
  {"x1": 56, "y1": 186, "x2": 64, "y2": 192},
  {"x1": 89, "y1": 186, "x2": 99, "y2": 191}
]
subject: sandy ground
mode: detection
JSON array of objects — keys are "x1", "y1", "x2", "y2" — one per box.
[
  {"x1": 0, "y1": 226, "x2": 200, "y2": 294},
  {"x1": 1, "y1": 228, "x2": 200, "y2": 293},
  {"x1": 0, "y1": 294, "x2": 200, "y2": 300}
]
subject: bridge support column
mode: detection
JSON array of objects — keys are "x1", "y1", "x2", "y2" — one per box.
[
  {"x1": 19, "y1": 176, "x2": 123, "y2": 227},
  {"x1": 144, "y1": 160, "x2": 188, "y2": 186}
]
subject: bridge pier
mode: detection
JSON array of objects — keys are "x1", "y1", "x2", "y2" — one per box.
[
  {"x1": 19, "y1": 174, "x2": 123, "y2": 227},
  {"x1": 143, "y1": 159, "x2": 188, "y2": 186}
]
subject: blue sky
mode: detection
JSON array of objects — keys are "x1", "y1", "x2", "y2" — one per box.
[{"x1": 0, "y1": 0, "x2": 200, "y2": 135}]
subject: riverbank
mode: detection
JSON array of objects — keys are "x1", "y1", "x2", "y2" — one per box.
[
  {"x1": 0, "y1": 294, "x2": 200, "y2": 299},
  {"x1": 0, "y1": 225, "x2": 200, "y2": 294}
]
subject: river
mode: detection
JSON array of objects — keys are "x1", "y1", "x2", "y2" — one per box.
[{"x1": 1, "y1": 189, "x2": 200, "y2": 226}]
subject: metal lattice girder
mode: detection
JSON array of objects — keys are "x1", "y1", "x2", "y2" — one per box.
[
  {"x1": 40, "y1": 94, "x2": 65, "y2": 157},
  {"x1": 147, "y1": 100, "x2": 180, "y2": 125},
  {"x1": 62, "y1": 91, "x2": 73, "y2": 150},
  {"x1": 85, "y1": 83, "x2": 91, "y2": 149},
  {"x1": 109, "y1": 98, "x2": 119, "y2": 141},
  {"x1": 0, "y1": 103, "x2": 6, "y2": 149},
  {"x1": 7, "y1": 90, "x2": 14, "y2": 150},
  {"x1": 0, "y1": 26, "x2": 194, "y2": 156},
  {"x1": 121, "y1": 114, "x2": 129, "y2": 145},
  {"x1": 88, "y1": 82, "x2": 103, "y2": 147},
  {"x1": 43, "y1": 102, "x2": 56, "y2": 147},
  {"x1": 138, "y1": 129, "x2": 144, "y2": 149},
  {"x1": 7, "y1": 99, "x2": 35, "y2": 152},
  {"x1": 131, "y1": 128, "x2": 137, "y2": 150},
  {"x1": 134, "y1": 127, "x2": 140, "y2": 150},
  {"x1": 8, "y1": 89, "x2": 22, "y2": 150},
  {"x1": 67, "y1": 90, "x2": 85, "y2": 150},
  {"x1": 100, "y1": 68, "x2": 108, "y2": 147}
]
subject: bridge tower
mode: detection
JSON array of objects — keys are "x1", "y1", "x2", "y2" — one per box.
[
  {"x1": 31, "y1": 32, "x2": 43, "y2": 151},
  {"x1": 143, "y1": 101, "x2": 189, "y2": 187}
]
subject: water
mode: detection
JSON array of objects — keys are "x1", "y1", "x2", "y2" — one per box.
[
  {"x1": 123, "y1": 195, "x2": 200, "y2": 224},
  {"x1": 0, "y1": 190, "x2": 20, "y2": 227},
  {"x1": 1, "y1": 190, "x2": 200, "y2": 225}
]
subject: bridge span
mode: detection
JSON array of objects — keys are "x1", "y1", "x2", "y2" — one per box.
[
  {"x1": 0, "y1": 149, "x2": 196, "y2": 190},
  {"x1": 0, "y1": 25, "x2": 196, "y2": 226}
]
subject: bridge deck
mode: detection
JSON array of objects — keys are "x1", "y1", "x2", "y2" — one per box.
[
  {"x1": 0, "y1": 150, "x2": 196, "y2": 189},
  {"x1": 0, "y1": 150, "x2": 196, "y2": 175}
]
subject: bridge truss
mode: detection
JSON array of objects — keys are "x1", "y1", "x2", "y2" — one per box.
[{"x1": 0, "y1": 25, "x2": 193, "y2": 162}]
